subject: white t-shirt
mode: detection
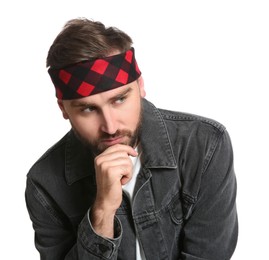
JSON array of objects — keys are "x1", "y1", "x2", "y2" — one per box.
[{"x1": 122, "y1": 150, "x2": 146, "y2": 260}]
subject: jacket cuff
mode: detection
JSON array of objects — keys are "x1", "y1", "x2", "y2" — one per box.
[{"x1": 77, "y1": 209, "x2": 122, "y2": 259}]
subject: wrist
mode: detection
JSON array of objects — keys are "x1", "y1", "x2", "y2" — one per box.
[{"x1": 90, "y1": 205, "x2": 116, "y2": 238}]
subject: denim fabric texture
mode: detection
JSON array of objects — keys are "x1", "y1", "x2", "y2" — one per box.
[{"x1": 25, "y1": 99, "x2": 238, "y2": 259}]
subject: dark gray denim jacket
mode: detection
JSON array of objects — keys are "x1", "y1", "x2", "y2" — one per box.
[{"x1": 25, "y1": 99, "x2": 238, "y2": 260}]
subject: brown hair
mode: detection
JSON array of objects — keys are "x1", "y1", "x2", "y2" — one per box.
[{"x1": 46, "y1": 18, "x2": 133, "y2": 69}]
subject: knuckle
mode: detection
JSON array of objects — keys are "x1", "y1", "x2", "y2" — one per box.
[{"x1": 94, "y1": 156, "x2": 101, "y2": 167}]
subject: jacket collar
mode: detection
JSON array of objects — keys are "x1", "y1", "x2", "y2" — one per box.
[
  {"x1": 64, "y1": 131, "x2": 95, "y2": 185},
  {"x1": 64, "y1": 99, "x2": 177, "y2": 185},
  {"x1": 140, "y1": 99, "x2": 177, "y2": 169}
]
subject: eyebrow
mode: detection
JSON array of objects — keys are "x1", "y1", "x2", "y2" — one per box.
[{"x1": 70, "y1": 87, "x2": 133, "y2": 108}]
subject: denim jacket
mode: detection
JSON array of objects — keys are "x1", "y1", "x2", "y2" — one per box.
[{"x1": 25, "y1": 99, "x2": 238, "y2": 260}]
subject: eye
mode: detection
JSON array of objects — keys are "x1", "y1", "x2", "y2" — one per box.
[
  {"x1": 81, "y1": 106, "x2": 96, "y2": 113},
  {"x1": 114, "y1": 95, "x2": 127, "y2": 104}
]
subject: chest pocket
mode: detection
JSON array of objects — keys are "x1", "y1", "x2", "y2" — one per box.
[
  {"x1": 169, "y1": 195, "x2": 184, "y2": 225},
  {"x1": 169, "y1": 192, "x2": 194, "y2": 225}
]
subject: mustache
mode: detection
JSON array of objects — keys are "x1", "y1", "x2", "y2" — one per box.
[{"x1": 99, "y1": 129, "x2": 132, "y2": 140}]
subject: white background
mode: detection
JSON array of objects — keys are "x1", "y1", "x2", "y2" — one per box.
[{"x1": 1, "y1": 0, "x2": 268, "y2": 259}]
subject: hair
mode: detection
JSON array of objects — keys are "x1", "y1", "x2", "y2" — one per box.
[{"x1": 46, "y1": 18, "x2": 133, "y2": 69}]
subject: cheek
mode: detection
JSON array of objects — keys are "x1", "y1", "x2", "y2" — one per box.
[
  {"x1": 70, "y1": 116, "x2": 98, "y2": 138},
  {"x1": 123, "y1": 103, "x2": 141, "y2": 128}
]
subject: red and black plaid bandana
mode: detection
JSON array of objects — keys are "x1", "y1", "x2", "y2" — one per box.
[{"x1": 48, "y1": 48, "x2": 141, "y2": 100}]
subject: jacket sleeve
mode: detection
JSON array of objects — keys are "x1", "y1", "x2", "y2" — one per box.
[
  {"x1": 180, "y1": 129, "x2": 238, "y2": 260},
  {"x1": 25, "y1": 178, "x2": 122, "y2": 260}
]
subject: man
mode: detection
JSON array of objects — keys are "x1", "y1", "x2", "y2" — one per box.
[{"x1": 25, "y1": 18, "x2": 238, "y2": 259}]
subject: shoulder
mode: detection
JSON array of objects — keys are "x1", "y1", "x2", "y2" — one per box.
[
  {"x1": 142, "y1": 99, "x2": 230, "y2": 153},
  {"x1": 154, "y1": 105, "x2": 228, "y2": 150},
  {"x1": 159, "y1": 107, "x2": 226, "y2": 134},
  {"x1": 158, "y1": 107, "x2": 232, "y2": 160},
  {"x1": 143, "y1": 99, "x2": 226, "y2": 134},
  {"x1": 27, "y1": 131, "x2": 71, "y2": 179}
]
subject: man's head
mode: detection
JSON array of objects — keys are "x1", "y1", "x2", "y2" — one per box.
[{"x1": 46, "y1": 18, "x2": 145, "y2": 154}]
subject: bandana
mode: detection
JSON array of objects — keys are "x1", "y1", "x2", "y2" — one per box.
[{"x1": 48, "y1": 47, "x2": 141, "y2": 100}]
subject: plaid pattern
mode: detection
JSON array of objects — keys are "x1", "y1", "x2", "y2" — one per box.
[{"x1": 48, "y1": 48, "x2": 141, "y2": 100}]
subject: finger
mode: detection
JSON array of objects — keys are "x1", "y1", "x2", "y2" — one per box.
[
  {"x1": 97, "y1": 151, "x2": 131, "y2": 163},
  {"x1": 119, "y1": 166, "x2": 132, "y2": 185},
  {"x1": 95, "y1": 146, "x2": 137, "y2": 167},
  {"x1": 99, "y1": 157, "x2": 132, "y2": 169},
  {"x1": 102, "y1": 144, "x2": 138, "y2": 157},
  {"x1": 105, "y1": 164, "x2": 132, "y2": 183}
]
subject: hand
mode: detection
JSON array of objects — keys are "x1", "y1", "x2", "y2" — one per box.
[{"x1": 90, "y1": 144, "x2": 137, "y2": 238}]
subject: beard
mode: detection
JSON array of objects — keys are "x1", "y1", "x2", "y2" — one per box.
[{"x1": 71, "y1": 109, "x2": 142, "y2": 156}]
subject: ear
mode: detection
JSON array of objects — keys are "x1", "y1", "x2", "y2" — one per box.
[
  {"x1": 138, "y1": 76, "x2": 146, "y2": 98},
  {"x1": 57, "y1": 99, "x2": 69, "y2": 120}
]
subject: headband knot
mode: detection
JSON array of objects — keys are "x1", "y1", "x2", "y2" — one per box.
[{"x1": 48, "y1": 47, "x2": 141, "y2": 100}]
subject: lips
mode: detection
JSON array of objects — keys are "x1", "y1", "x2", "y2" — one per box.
[{"x1": 101, "y1": 136, "x2": 125, "y2": 146}]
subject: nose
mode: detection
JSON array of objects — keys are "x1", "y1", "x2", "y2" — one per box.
[{"x1": 100, "y1": 108, "x2": 118, "y2": 135}]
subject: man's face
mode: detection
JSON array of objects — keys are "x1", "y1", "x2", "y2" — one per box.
[{"x1": 58, "y1": 78, "x2": 145, "y2": 155}]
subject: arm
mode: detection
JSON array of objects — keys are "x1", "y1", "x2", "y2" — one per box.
[
  {"x1": 25, "y1": 178, "x2": 122, "y2": 260},
  {"x1": 25, "y1": 144, "x2": 136, "y2": 259},
  {"x1": 181, "y1": 130, "x2": 238, "y2": 259},
  {"x1": 90, "y1": 144, "x2": 137, "y2": 238}
]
